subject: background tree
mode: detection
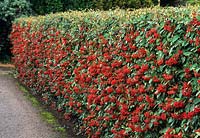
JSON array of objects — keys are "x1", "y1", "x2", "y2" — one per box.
[
  {"x1": 29, "y1": 0, "x2": 63, "y2": 15},
  {"x1": 160, "y1": 0, "x2": 186, "y2": 6},
  {"x1": 28, "y1": 0, "x2": 158, "y2": 13},
  {"x1": 0, "y1": 0, "x2": 31, "y2": 62}
]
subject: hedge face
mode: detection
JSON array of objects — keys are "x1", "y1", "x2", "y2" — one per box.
[{"x1": 11, "y1": 7, "x2": 200, "y2": 138}]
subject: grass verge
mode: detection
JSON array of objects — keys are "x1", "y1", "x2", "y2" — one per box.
[{"x1": 16, "y1": 82, "x2": 67, "y2": 135}]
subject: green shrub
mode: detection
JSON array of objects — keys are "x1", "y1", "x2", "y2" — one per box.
[
  {"x1": 0, "y1": 0, "x2": 31, "y2": 62},
  {"x1": 0, "y1": 0, "x2": 31, "y2": 21},
  {"x1": 186, "y1": 0, "x2": 200, "y2": 5},
  {"x1": 82, "y1": 0, "x2": 156, "y2": 10},
  {"x1": 63, "y1": 0, "x2": 93, "y2": 11},
  {"x1": 11, "y1": 7, "x2": 200, "y2": 138},
  {"x1": 29, "y1": 0, "x2": 158, "y2": 14},
  {"x1": 29, "y1": 0, "x2": 63, "y2": 15}
]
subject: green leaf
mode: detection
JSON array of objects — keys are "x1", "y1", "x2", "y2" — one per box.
[
  {"x1": 149, "y1": 122, "x2": 153, "y2": 128},
  {"x1": 196, "y1": 91, "x2": 200, "y2": 97},
  {"x1": 181, "y1": 56, "x2": 186, "y2": 63},
  {"x1": 186, "y1": 104, "x2": 191, "y2": 112},
  {"x1": 159, "y1": 127, "x2": 169, "y2": 134},
  {"x1": 175, "y1": 127, "x2": 181, "y2": 133},
  {"x1": 190, "y1": 63, "x2": 198, "y2": 70},
  {"x1": 171, "y1": 35, "x2": 180, "y2": 44},
  {"x1": 194, "y1": 98, "x2": 200, "y2": 105},
  {"x1": 175, "y1": 98, "x2": 181, "y2": 101},
  {"x1": 156, "y1": 51, "x2": 164, "y2": 58},
  {"x1": 184, "y1": 126, "x2": 189, "y2": 132},
  {"x1": 197, "y1": 15, "x2": 200, "y2": 21},
  {"x1": 183, "y1": 51, "x2": 192, "y2": 56},
  {"x1": 169, "y1": 45, "x2": 178, "y2": 55},
  {"x1": 168, "y1": 118, "x2": 173, "y2": 124}
]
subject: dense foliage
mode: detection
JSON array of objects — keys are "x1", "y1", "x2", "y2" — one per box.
[
  {"x1": 11, "y1": 7, "x2": 200, "y2": 138},
  {"x1": 91, "y1": 0, "x2": 157, "y2": 10},
  {"x1": 187, "y1": 0, "x2": 200, "y2": 5},
  {"x1": 0, "y1": 0, "x2": 31, "y2": 62},
  {"x1": 0, "y1": 0, "x2": 31, "y2": 21},
  {"x1": 29, "y1": 0, "x2": 158, "y2": 15},
  {"x1": 29, "y1": 0, "x2": 63, "y2": 15},
  {"x1": 29, "y1": 0, "x2": 200, "y2": 15}
]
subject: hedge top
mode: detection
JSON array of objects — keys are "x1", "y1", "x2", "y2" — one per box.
[{"x1": 15, "y1": 6, "x2": 200, "y2": 26}]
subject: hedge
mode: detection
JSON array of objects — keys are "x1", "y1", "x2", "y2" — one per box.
[{"x1": 11, "y1": 7, "x2": 200, "y2": 138}]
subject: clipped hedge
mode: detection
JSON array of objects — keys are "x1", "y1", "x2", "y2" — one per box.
[{"x1": 11, "y1": 7, "x2": 200, "y2": 138}]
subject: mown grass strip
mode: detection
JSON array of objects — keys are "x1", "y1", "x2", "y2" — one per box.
[{"x1": 17, "y1": 82, "x2": 66, "y2": 134}]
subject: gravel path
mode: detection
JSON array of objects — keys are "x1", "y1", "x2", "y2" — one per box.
[{"x1": 0, "y1": 68, "x2": 63, "y2": 138}]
